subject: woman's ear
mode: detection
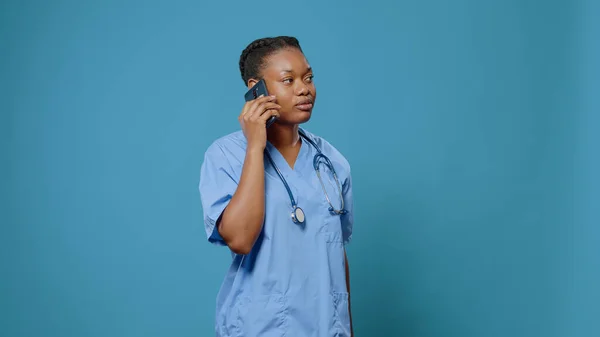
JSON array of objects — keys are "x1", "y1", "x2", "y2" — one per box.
[{"x1": 247, "y1": 78, "x2": 258, "y2": 89}]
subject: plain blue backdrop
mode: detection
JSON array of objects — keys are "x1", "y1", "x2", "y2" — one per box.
[{"x1": 1, "y1": 0, "x2": 598, "y2": 336}]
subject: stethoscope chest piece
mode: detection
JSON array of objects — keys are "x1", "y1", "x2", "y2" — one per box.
[{"x1": 291, "y1": 206, "x2": 305, "y2": 224}]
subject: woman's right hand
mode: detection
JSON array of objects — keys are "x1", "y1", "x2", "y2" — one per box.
[{"x1": 239, "y1": 95, "x2": 281, "y2": 151}]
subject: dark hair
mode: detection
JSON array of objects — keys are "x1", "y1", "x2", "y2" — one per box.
[{"x1": 239, "y1": 36, "x2": 303, "y2": 85}]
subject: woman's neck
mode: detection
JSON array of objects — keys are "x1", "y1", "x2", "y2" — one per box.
[
  {"x1": 267, "y1": 124, "x2": 303, "y2": 169},
  {"x1": 267, "y1": 124, "x2": 301, "y2": 150}
]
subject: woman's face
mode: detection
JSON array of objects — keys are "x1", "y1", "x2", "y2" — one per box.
[{"x1": 248, "y1": 48, "x2": 316, "y2": 125}]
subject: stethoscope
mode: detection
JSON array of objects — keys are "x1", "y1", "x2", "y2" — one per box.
[{"x1": 264, "y1": 129, "x2": 347, "y2": 224}]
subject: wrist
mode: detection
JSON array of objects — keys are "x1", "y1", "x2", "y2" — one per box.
[{"x1": 246, "y1": 144, "x2": 265, "y2": 155}]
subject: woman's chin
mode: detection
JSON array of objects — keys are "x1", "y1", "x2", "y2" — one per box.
[
  {"x1": 294, "y1": 112, "x2": 312, "y2": 124},
  {"x1": 277, "y1": 110, "x2": 312, "y2": 125}
]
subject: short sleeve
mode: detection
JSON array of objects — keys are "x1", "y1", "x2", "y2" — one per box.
[
  {"x1": 341, "y1": 171, "x2": 354, "y2": 244},
  {"x1": 198, "y1": 143, "x2": 239, "y2": 246}
]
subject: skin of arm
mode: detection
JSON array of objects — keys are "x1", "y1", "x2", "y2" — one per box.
[{"x1": 216, "y1": 146, "x2": 266, "y2": 255}]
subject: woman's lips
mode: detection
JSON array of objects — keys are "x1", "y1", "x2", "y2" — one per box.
[{"x1": 295, "y1": 103, "x2": 313, "y2": 111}]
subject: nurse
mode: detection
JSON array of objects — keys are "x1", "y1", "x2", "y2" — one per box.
[{"x1": 199, "y1": 36, "x2": 355, "y2": 337}]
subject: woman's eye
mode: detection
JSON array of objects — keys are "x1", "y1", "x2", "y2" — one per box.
[
  {"x1": 306, "y1": 75, "x2": 314, "y2": 82},
  {"x1": 283, "y1": 78, "x2": 293, "y2": 84}
]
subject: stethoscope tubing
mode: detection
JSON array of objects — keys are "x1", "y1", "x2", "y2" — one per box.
[{"x1": 264, "y1": 130, "x2": 346, "y2": 223}]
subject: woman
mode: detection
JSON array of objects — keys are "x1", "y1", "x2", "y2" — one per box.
[{"x1": 199, "y1": 36, "x2": 354, "y2": 337}]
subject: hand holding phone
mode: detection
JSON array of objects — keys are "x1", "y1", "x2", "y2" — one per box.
[
  {"x1": 239, "y1": 80, "x2": 281, "y2": 150},
  {"x1": 244, "y1": 80, "x2": 278, "y2": 128}
]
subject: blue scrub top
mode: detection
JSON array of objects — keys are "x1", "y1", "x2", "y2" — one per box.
[{"x1": 199, "y1": 128, "x2": 354, "y2": 337}]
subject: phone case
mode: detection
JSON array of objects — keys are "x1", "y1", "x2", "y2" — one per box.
[
  {"x1": 244, "y1": 80, "x2": 277, "y2": 127},
  {"x1": 245, "y1": 80, "x2": 269, "y2": 102}
]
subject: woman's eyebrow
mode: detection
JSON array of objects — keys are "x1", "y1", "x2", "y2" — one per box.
[{"x1": 280, "y1": 66, "x2": 312, "y2": 74}]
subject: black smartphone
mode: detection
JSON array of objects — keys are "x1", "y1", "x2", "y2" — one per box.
[{"x1": 244, "y1": 79, "x2": 277, "y2": 128}]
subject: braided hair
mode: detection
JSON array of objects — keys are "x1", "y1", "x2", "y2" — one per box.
[{"x1": 239, "y1": 36, "x2": 303, "y2": 85}]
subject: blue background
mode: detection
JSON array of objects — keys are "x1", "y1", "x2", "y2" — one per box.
[{"x1": 1, "y1": 0, "x2": 598, "y2": 336}]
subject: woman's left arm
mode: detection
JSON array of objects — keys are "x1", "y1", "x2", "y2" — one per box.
[{"x1": 345, "y1": 248, "x2": 353, "y2": 337}]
